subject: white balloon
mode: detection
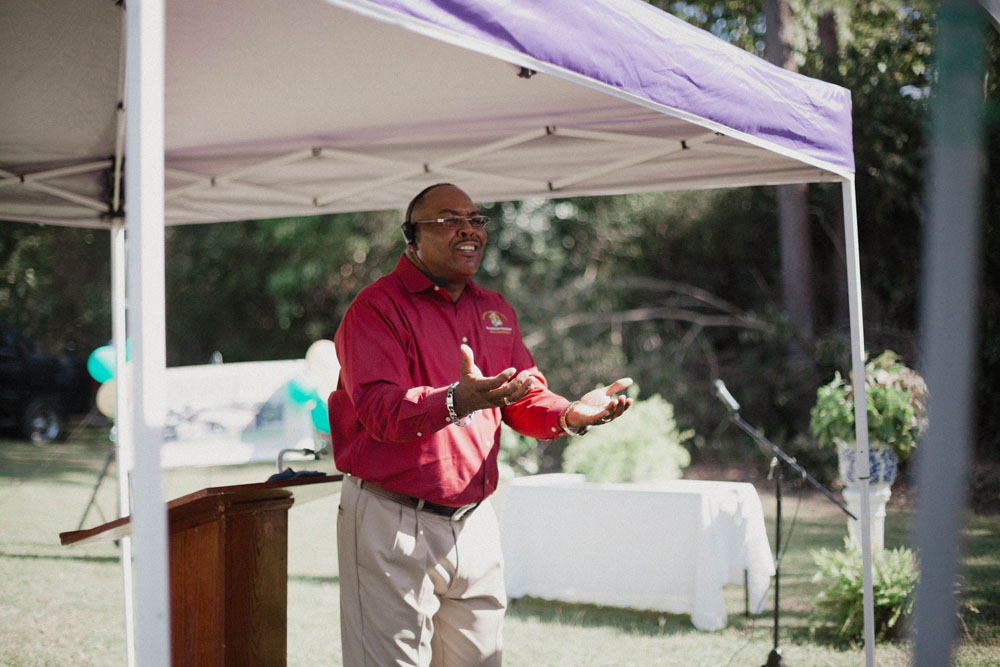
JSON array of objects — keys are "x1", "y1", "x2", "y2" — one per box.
[
  {"x1": 315, "y1": 375, "x2": 338, "y2": 403},
  {"x1": 96, "y1": 379, "x2": 116, "y2": 418},
  {"x1": 305, "y1": 339, "x2": 340, "y2": 397},
  {"x1": 94, "y1": 364, "x2": 133, "y2": 419},
  {"x1": 306, "y1": 339, "x2": 338, "y2": 369}
]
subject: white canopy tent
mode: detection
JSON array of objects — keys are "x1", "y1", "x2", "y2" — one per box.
[{"x1": 1, "y1": 0, "x2": 877, "y2": 663}]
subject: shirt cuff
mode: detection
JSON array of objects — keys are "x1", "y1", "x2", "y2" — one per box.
[
  {"x1": 542, "y1": 398, "x2": 574, "y2": 439},
  {"x1": 429, "y1": 384, "x2": 457, "y2": 431}
]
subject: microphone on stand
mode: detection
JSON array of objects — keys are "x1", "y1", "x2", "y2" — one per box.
[
  {"x1": 712, "y1": 375, "x2": 854, "y2": 667},
  {"x1": 712, "y1": 379, "x2": 740, "y2": 413}
]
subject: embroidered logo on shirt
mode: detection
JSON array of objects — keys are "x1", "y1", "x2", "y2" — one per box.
[{"x1": 482, "y1": 310, "x2": 512, "y2": 334}]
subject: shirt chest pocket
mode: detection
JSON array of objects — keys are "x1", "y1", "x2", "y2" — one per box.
[{"x1": 470, "y1": 328, "x2": 516, "y2": 376}]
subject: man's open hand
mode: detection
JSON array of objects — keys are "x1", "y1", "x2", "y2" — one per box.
[
  {"x1": 565, "y1": 378, "x2": 634, "y2": 430},
  {"x1": 451, "y1": 344, "x2": 534, "y2": 417}
]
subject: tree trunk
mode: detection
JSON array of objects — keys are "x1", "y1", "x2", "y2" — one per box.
[
  {"x1": 765, "y1": 0, "x2": 813, "y2": 360},
  {"x1": 818, "y1": 9, "x2": 850, "y2": 332},
  {"x1": 777, "y1": 183, "x2": 813, "y2": 347}
]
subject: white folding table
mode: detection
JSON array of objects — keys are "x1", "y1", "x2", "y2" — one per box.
[{"x1": 494, "y1": 474, "x2": 775, "y2": 631}]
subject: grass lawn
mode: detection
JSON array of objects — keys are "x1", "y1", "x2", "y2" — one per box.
[{"x1": 1, "y1": 428, "x2": 997, "y2": 666}]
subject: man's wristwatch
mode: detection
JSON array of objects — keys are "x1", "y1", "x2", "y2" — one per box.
[
  {"x1": 446, "y1": 382, "x2": 472, "y2": 427},
  {"x1": 559, "y1": 401, "x2": 590, "y2": 436}
]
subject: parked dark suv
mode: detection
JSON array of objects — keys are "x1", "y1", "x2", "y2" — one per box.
[{"x1": 0, "y1": 322, "x2": 95, "y2": 443}]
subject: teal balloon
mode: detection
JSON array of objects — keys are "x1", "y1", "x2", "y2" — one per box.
[
  {"x1": 311, "y1": 401, "x2": 331, "y2": 434},
  {"x1": 287, "y1": 374, "x2": 319, "y2": 405},
  {"x1": 87, "y1": 346, "x2": 115, "y2": 383}
]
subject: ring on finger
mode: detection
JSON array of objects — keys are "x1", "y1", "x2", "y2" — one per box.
[{"x1": 502, "y1": 397, "x2": 510, "y2": 406}]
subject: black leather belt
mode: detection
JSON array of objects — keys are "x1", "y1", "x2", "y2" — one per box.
[{"x1": 353, "y1": 477, "x2": 480, "y2": 521}]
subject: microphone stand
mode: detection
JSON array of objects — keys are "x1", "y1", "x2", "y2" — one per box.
[{"x1": 713, "y1": 381, "x2": 855, "y2": 667}]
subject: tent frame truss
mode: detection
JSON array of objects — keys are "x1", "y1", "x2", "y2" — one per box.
[{"x1": 4, "y1": 124, "x2": 846, "y2": 228}]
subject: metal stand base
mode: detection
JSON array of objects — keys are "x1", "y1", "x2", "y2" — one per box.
[{"x1": 764, "y1": 647, "x2": 786, "y2": 666}]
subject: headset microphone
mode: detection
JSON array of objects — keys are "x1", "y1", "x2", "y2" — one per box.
[
  {"x1": 401, "y1": 220, "x2": 416, "y2": 245},
  {"x1": 405, "y1": 243, "x2": 448, "y2": 288}
]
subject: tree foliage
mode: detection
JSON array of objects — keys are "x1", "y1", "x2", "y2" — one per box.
[
  {"x1": 0, "y1": 224, "x2": 110, "y2": 357},
  {"x1": 162, "y1": 211, "x2": 400, "y2": 365}
]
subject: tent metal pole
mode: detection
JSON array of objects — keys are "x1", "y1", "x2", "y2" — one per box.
[
  {"x1": 0, "y1": 161, "x2": 113, "y2": 185},
  {"x1": 113, "y1": 3, "x2": 127, "y2": 215},
  {"x1": 124, "y1": 0, "x2": 171, "y2": 663},
  {"x1": 914, "y1": 2, "x2": 983, "y2": 664},
  {"x1": 0, "y1": 165, "x2": 113, "y2": 213},
  {"x1": 550, "y1": 143, "x2": 689, "y2": 191},
  {"x1": 840, "y1": 176, "x2": 876, "y2": 667},
  {"x1": 13, "y1": 181, "x2": 112, "y2": 212},
  {"x1": 110, "y1": 220, "x2": 136, "y2": 667}
]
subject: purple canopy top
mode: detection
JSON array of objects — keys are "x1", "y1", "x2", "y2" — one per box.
[{"x1": 357, "y1": 0, "x2": 854, "y2": 173}]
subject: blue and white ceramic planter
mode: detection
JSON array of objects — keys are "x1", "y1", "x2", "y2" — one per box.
[{"x1": 836, "y1": 440, "x2": 899, "y2": 486}]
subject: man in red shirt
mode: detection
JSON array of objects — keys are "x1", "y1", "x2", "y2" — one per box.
[{"x1": 329, "y1": 183, "x2": 632, "y2": 666}]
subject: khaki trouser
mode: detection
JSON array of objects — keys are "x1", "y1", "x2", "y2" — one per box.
[{"x1": 338, "y1": 477, "x2": 506, "y2": 667}]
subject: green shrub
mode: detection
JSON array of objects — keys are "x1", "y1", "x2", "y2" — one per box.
[
  {"x1": 810, "y1": 539, "x2": 918, "y2": 641},
  {"x1": 561, "y1": 391, "x2": 692, "y2": 483}
]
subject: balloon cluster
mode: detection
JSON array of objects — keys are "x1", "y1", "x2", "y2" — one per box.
[
  {"x1": 287, "y1": 339, "x2": 340, "y2": 434},
  {"x1": 87, "y1": 340, "x2": 339, "y2": 432},
  {"x1": 87, "y1": 343, "x2": 129, "y2": 418}
]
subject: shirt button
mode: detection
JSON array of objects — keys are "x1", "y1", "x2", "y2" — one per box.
[
  {"x1": 462, "y1": 336, "x2": 468, "y2": 343},
  {"x1": 446, "y1": 417, "x2": 452, "y2": 423},
  {"x1": 417, "y1": 432, "x2": 423, "y2": 437},
  {"x1": 551, "y1": 427, "x2": 557, "y2": 433},
  {"x1": 433, "y1": 286, "x2": 440, "y2": 291}
]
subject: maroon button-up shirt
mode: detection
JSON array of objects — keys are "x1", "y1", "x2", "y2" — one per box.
[{"x1": 329, "y1": 255, "x2": 570, "y2": 506}]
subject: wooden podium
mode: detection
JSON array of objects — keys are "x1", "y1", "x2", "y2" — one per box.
[{"x1": 60, "y1": 474, "x2": 343, "y2": 666}]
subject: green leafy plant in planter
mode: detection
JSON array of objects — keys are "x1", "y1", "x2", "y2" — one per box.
[
  {"x1": 809, "y1": 350, "x2": 928, "y2": 465},
  {"x1": 810, "y1": 539, "x2": 918, "y2": 641},
  {"x1": 561, "y1": 389, "x2": 692, "y2": 483}
]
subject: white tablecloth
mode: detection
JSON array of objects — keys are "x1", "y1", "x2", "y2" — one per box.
[{"x1": 493, "y1": 474, "x2": 775, "y2": 631}]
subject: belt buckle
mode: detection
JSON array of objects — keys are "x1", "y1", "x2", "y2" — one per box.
[{"x1": 450, "y1": 502, "x2": 479, "y2": 522}]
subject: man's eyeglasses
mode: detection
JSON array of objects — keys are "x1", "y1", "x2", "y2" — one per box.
[{"x1": 410, "y1": 215, "x2": 490, "y2": 230}]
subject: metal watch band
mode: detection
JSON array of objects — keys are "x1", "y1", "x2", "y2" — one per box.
[{"x1": 446, "y1": 381, "x2": 471, "y2": 427}]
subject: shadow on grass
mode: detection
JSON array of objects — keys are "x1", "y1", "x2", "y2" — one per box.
[
  {"x1": 0, "y1": 549, "x2": 120, "y2": 565},
  {"x1": 289, "y1": 574, "x2": 339, "y2": 586},
  {"x1": 0, "y1": 438, "x2": 118, "y2": 488},
  {"x1": 803, "y1": 624, "x2": 906, "y2": 652},
  {"x1": 506, "y1": 594, "x2": 916, "y2": 655},
  {"x1": 507, "y1": 597, "x2": 715, "y2": 637},
  {"x1": 958, "y1": 514, "x2": 1000, "y2": 642},
  {"x1": 780, "y1": 518, "x2": 854, "y2": 551}
]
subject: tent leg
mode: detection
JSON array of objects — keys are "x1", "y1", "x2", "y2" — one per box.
[
  {"x1": 110, "y1": 221, "x2": 136, "y2": 667},
  {"x1": 913, "y1": 2, "x2": 983, "y2": 664},
  {"x1": 840, "y1": 178, "x2": 876, "y2": 667},
  {"x1": 125, "y1": 0, "x2": 171, "y2": 664}
]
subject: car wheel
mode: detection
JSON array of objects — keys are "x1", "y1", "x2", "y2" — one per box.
[{"x1": 22, "y1": 398, "x2": 63, "y2": 444}]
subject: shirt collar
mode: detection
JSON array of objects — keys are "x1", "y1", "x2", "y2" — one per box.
[{"x1": 396, "y1": 253, "x2": 480, "y2": 297}]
